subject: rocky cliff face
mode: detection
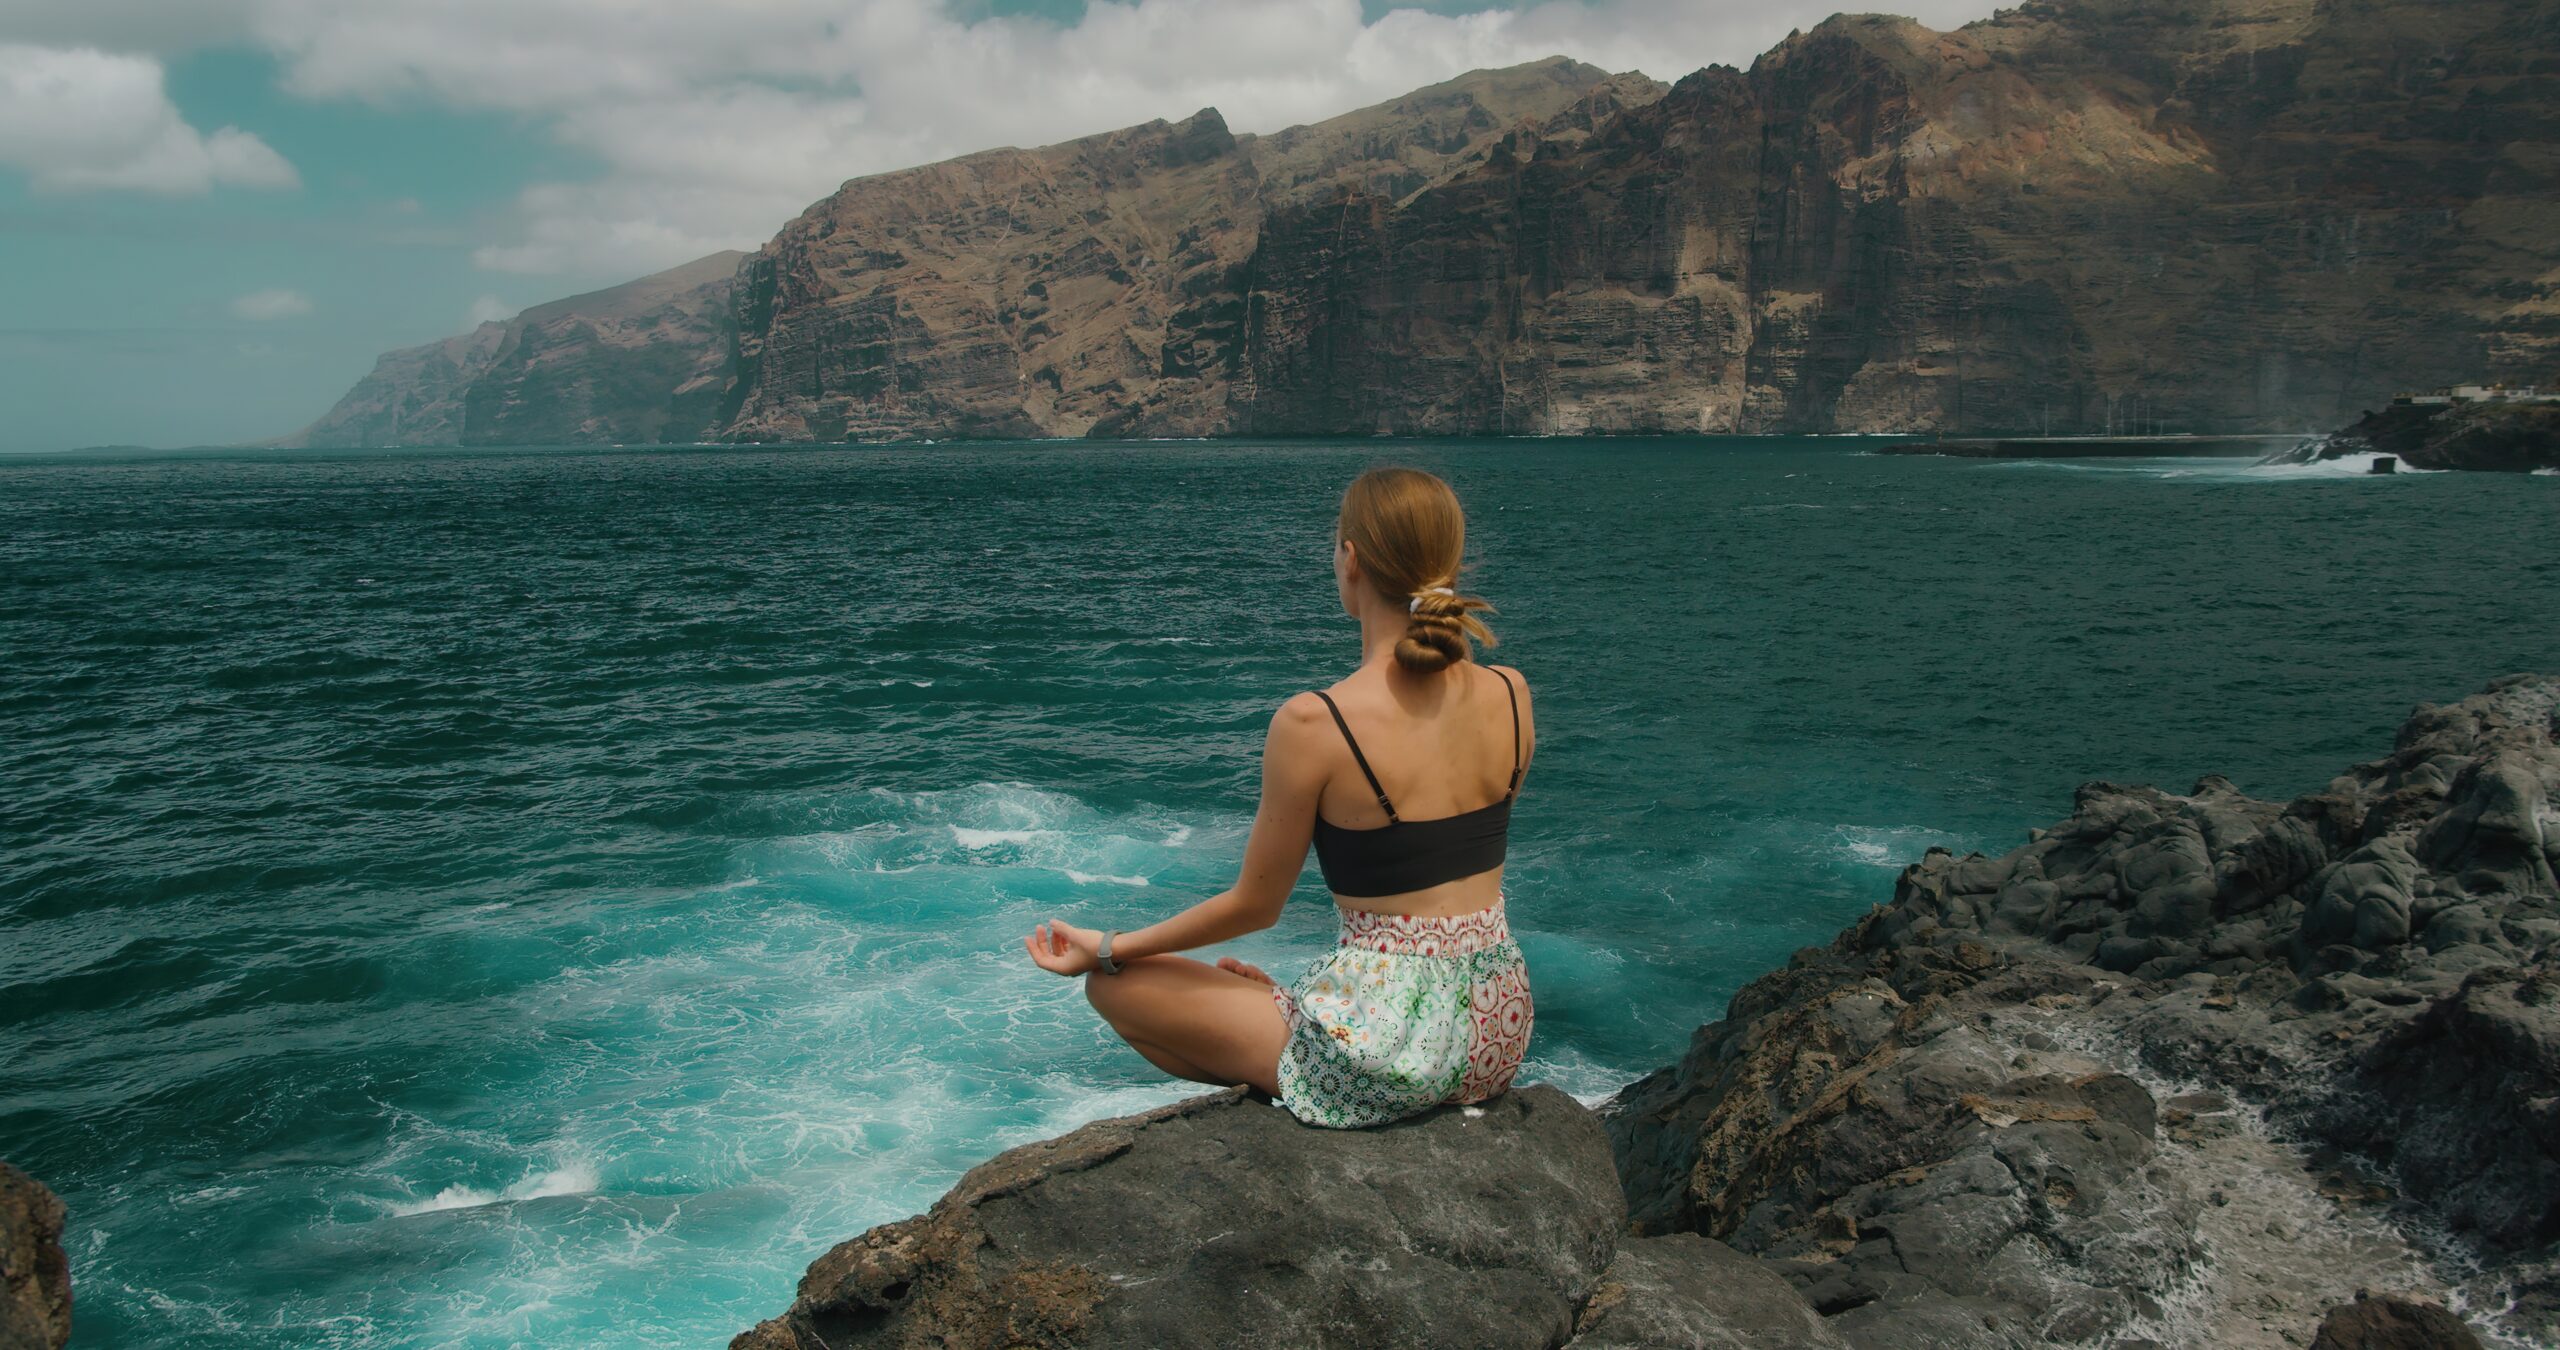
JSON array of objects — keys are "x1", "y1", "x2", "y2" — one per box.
[
  {"x1": 295, "y1": 0, "x2": 2558, "y2": 446},
  {"x1": 1236, "y1": 0, "x2": 2560, "y2": 436},
  {"x1": 739, "y1": 676, "x2": 2551, "y2": 1349},
  {"x1": 284, "y1": 251, "x2": 748, "y2": 447},
  {"x1": 720, "y1": 57, "x2": 1644, "y2": 442}
]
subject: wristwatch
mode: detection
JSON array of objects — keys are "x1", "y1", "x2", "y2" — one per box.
[{"x1": 1096, "y1": 930, "x2": 1122, "y2": 976}]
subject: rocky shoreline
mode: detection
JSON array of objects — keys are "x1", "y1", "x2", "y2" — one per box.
[
  {"x1": 1875, "y1": 435, "x2": 2305, "y2": 460},
  {"x1": 2261, "y1": 403, "x2": 2560, "y2": 474},
  {"x1": 738, "y1": 675, "x2": 2558, "y2": 1348}
]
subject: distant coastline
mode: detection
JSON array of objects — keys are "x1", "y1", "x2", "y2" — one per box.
[{"x1": 1873, "y1": 433, "x2": 2312, "y2": 460}]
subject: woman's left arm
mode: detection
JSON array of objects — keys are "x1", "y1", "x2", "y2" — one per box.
[{"x1": 1026, "y1": 694, "x2": 1328, "y2": 975}]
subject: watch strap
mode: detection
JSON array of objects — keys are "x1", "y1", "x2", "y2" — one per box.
[{"x1": 1097, "y1": 929, "x2": 1122, "y2": 975}]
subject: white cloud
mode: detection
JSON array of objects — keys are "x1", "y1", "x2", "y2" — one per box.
[
  {"x1": 0, "y1": 42, "x2": 298, "y2": 194},
  {"x1": 0, "y1": 2, "x2": 260, "y2": 55},
  {"x1": 388, "y1": 0, "x2": 1988, "y2": 278},
  {"x1": 466, "y1": 294, "x2": 515, "y2": 325},
  {"x1": 230, "y1": 287, "x2": 312, "y2": 319},
  {"x1": 1, "y1": 0, "x2": 1998, "y2": 272}
]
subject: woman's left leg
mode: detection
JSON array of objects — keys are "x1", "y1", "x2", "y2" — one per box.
[{"x1": 1085, "y1": 955, "x2": 1287, "y2": 1096}]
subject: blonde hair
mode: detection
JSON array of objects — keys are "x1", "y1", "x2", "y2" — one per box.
[{"x1": 1337, "y1": 467, "x2": 1498, "y2": 673}]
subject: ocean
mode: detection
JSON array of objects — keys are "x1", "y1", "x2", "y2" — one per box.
[{"x1": 2, "y1": 437, "x2": 2552, "y2": 1346}]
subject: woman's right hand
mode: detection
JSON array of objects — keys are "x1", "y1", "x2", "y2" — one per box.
[{"x1": 1025, "y1": 919, "x2": 1104, "y2": 976}]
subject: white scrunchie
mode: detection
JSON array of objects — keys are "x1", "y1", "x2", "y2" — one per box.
[{"x1": 1408, "y1": 585, "x2": 1457, "y2": 615}]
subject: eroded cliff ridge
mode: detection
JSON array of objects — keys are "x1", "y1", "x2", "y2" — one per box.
[
  {"x1": 286, "y1": 251, "x2": 749, "y2": 448},
  {"x1": 288, "y1": 60, "x2": 1646, "y2": 447},
  {"x1": 295, "y1": 0, "x2": 2560, "y2": 445},
  {"x1": 738, "y1": 675, "x2": 2556, "y2": 1349},
  {"x1": 725, "y1": 57, "x2": 1652, "y2": 442}
]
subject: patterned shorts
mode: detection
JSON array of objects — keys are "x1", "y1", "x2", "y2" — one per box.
[{"x1": 1267, "y1": 898, "x2": 1533, "y2": 1129}]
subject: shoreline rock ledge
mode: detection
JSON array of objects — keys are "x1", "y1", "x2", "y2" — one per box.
[{"x1": 741, "y1": 676, "x2": 2556, "y2": 1349}]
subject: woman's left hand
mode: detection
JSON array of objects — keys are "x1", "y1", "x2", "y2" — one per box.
[{"x1": 1025, "y1": 919, "x2": 1106, "y2": 976}]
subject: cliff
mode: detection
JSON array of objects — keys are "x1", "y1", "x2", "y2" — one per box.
[
  {"x1": 1231, "y1": 0, "x2": 2559, "y2": 436},
  {"x1": 2266, "y1": 399, "x2": 2560, "y2": 472},
  {"x1": 289, "y1": 0, "x2": 2560, "y2": 446},
  {"x1": 283, "y1": 251, "x2": 749, "y2": 448},
  {"x1": 740, "y1": 674, "x2": 2556, "y2": 1348},
  {"x1": 290, "y1": 60, "x2": 1646, "y2": 448},
  {"x1": 720, "y1": 57, "x2": 1648, "y2": 442}
]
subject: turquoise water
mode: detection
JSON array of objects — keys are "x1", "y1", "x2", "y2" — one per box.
[{"x1": 2, "y1": 439, "x2": 2552, "y2": 1347}]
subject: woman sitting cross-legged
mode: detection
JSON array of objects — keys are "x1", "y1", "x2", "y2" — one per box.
[{"x1": 1023, "y1": 466, "x2": 1535, "y2": 1129}]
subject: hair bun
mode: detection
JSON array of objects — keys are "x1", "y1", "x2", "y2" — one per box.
[{"x1": 1398, "y1": 583, "x2": 1494, "y2": 674}]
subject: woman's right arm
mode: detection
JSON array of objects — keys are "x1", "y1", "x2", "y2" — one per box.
[
  {"x1": 1092, "y1": 693, "x2": 1328, "y2": 958},
  {"x1": 1025, "y1": 694, "x2": 1328, "y2": 971}
]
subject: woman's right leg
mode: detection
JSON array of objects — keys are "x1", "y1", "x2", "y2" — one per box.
[{"x1": 1084, "y1": 955, "x2": 1287, "y2": 1096}]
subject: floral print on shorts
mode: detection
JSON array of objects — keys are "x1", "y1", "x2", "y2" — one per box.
[{"x1": 1268, "y1": 898, "x2": 1533, "y2": 1129}]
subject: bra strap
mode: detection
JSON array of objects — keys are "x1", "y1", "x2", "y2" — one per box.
[
  {"x1": 1495, "y1": 668, "x2": 1522, "y2": 797},
  {"x1": 1313, "y1": 691, "x2": 1400, "y2": 822}
]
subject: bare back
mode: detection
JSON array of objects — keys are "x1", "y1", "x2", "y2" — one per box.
[{"x1": 1310, "y1": 660, "x2": 1537, "y2": 917}]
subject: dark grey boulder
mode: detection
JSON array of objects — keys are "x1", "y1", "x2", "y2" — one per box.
[
  {"x1": 736, "y1": 1085, "x2": 1630, "y2": 1349},
  {"x1": 1604, "y1": 934, "x2": 2202, "y2": 1348}
]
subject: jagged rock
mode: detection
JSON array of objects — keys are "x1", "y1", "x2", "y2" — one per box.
[
  {"x1": 2341, "y1": 963, "x2": 2560, "y2": 1252},
  {"x1": 2306, "y1": 1293, "x2": 2486, "y2": 1349},
  {"x1": 0, "y1": 1162, "x2": 70, "y2": 1350},
  {"x1": 2266, "y1": 401, "x2": 2560, "y2": 474},
  {"x1": 1605, "y1": 937, "x2": 2204, "y2": 1347},
  {"x1": 735, "y1": 1085, "x2": 1632, "y2": 1349},
  {"x1": 1607, "y1": 676, "x2": 2560, "y2": 1346}
]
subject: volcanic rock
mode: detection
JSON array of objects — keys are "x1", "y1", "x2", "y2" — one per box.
[
  {"x1": 2265, "y1": 400, "x2": 2560, "y2": 473},
  {"x1": 732, "y1": 1085, "x2": 1666, "y2": 1350},
  {"x1": 0, "y1": 1162, "x2": 69, "y2": 1350}
]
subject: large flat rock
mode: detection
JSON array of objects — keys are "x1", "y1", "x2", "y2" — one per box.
[{"x1": 736, "y1": 1084, "x2": 1635, "y2": 1349}]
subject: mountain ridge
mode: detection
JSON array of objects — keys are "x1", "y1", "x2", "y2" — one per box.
[{"x1": 285, "y1": 0, "x2": 2560, "y2": 446}]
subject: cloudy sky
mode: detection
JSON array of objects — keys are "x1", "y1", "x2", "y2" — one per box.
[{"x1": 0, "y1": 0, "x2": 1996, "y2": 452}]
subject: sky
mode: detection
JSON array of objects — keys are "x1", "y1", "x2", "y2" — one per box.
[{"x1": 0, "y1": 0, "x2": 1998, "y2": 453}]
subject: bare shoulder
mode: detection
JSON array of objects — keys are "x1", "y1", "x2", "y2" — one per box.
[
  {"x1": 1263, "y1": 692, "x2": 1336, "y2": 789},
  {"x1": 1274, "y1": 689, "x2": 1332, "y2": 727},
  {"x1": 1485, "y1": 663, "x2": 1533, "y2": 701}
]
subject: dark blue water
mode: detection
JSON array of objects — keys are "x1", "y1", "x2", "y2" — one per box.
[{"x1": 2, "y1": 439, "x2": 2552, "y2": 1346}]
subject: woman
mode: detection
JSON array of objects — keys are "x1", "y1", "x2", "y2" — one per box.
[{"x1": 1023, "y1": 466, "x2": 1536, "y2": 1129}]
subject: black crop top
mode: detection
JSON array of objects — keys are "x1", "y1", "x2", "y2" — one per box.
[{"x1": 1308, "y1": 669, "x2": 1522, "y2": 898}]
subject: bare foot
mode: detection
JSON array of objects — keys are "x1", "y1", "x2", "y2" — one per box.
[{"x1": 1216, "y1": 956, "x2": 1276, "y2": 987}]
